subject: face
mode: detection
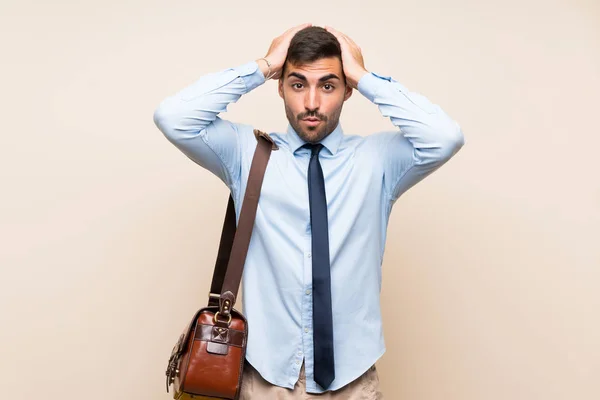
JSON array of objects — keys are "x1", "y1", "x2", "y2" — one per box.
[{"x1": 278, "y1": 57, "x2": 353, "y2": 144}]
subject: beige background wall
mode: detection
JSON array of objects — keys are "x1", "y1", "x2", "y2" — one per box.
[{"x1": 1, "y1": 0, "x2": 599, "y2": 399}]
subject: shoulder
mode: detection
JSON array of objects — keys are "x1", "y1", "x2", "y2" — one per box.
[{"x1": 340, "y1": 130, "x2": 400, "y2": 153}]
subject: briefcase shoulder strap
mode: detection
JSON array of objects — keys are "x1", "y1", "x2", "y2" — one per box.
[{"x1": 207, "y1": 129, "x2": 276, "y2": 314}]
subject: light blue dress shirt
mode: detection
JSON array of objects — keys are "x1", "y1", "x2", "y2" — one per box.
[{"x1": 153, "y1": 60, "x2": 465, "y2": 393}]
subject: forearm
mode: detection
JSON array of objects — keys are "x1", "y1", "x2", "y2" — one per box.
[
  {"x1": 357, "y1": 72, "x2": 464, "y2": 165},
  {"x1": 153, "y1": 61, "x2": 266, "y2": 139},
  {"x1": 152, "y1": 61, "x2": 267, "y2": 189}
]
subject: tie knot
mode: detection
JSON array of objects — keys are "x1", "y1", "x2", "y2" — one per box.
[{"x1": 304, "y1": 143, "x2": 324, "y2": 157}]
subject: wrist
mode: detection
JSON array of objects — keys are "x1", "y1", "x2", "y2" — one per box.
[
  {"x1": 347, "y1": 68, "x2": 369, "y2": 88},
  {"x1": 256, "y1": 58, "x2": 271, "y2": 80}
]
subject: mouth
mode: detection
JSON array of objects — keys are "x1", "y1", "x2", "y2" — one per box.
[{"x1": 302, "y1": 118, "x2": 321, "y2": 126}]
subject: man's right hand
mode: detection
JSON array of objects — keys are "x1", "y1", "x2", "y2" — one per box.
[{"x1": 257, "y1": 23, "x2": 312, "y2": 81}]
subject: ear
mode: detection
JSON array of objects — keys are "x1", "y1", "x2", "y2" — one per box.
[
  {"x1": 343, "y1": 85, "x2": 353, "y2": 101},
  {"x1": 278, "y1": 78, "x2": 284, "y2": 99}
]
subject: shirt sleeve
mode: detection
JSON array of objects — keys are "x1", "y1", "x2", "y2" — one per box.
[
  {"x1": 152, "y1": 61, "x2": 266, "y2": 191},
  {"x1": 357, "y1": 72, "x2": 465, "y2": 202}
]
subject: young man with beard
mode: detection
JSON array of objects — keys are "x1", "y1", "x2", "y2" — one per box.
[{"x1": 153, "y1": 23, "x2": 465, "y2": 399}]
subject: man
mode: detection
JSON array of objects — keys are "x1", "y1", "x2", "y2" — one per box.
[{"x1": 153, "y1": 23, "x2": 465, "y2": 399}]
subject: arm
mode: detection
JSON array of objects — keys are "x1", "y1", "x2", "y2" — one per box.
[
  {"x1": 152, "y1": 61, "x2": 266, "y2": 190},
  {"x1": 152, "y1": 23, "x2": 313, "y2": 190},
  {"x1": 325, "y1": 26, "x2": 465, "y2": 202},
  {"x1": 358, "y1": 72, "x2": 465, "y2": 201}
]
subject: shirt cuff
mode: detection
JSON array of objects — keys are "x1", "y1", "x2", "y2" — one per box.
[
  {"x1": 232, "y1": 61, "x2": 266, "y2": 92},
  {"x1": 357, "y1": 72, "x2": 393, "y2": 102}
]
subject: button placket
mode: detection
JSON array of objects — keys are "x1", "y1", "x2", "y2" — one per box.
[{"x1": 300, "y1": 233, "x2": 313, "y2": 375}]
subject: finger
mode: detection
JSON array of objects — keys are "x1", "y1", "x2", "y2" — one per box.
[
  {"x1": 326, "y1": 27, "x2": 350, "y2": 43},
  {"x1": 340, "y1": 33, "x2": 361, "y2": 51},
  {"x1": 326, "y1": 26, "x2": 348, "y2": 41},
  {"x1": 339, "y1": 32, "x2": 354, "y2": 45},
  {"x1": 325, "y1": 26, "x2": 351, "y2": 47},
  {"x1": 324, "y1": 25, "x2": 339, "y2": 37},
  {"x1": 284, "y1": 23, "x2": 312, "y2": 39},
  {"x1": 293, "y1": 22, "x2": 312, "y2": 32},
  {"x1": 284, "y1": 23, "x2": 310, "y2": 36},
  {"x1": 325, "y1": 26, "x2": 344, "y2": 43}
]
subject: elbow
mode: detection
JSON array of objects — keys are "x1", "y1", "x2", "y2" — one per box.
[
  {"x1": 436, "y1": 119, "x2": 465, "y2": 162},
  {"x1": 153, "y1": 99, "x2": 178, "y2": 141},
  {"x1": 153, "y1": 100, "x2": 169, "y2": 132},
  {"x1": 414, "y1": 119, "x2": 465, "y2": 166},
  {"x1": 152, "y1": 96, "x2": 212, "y2": 142}
]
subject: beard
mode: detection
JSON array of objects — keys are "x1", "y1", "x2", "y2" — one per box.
[{"x1": 284, "y1": 101, "x2": 342, "y2": 144}]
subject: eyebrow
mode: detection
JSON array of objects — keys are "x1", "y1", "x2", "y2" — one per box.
[{"x1": 287, "y1": 72, "x2": 341, "y2": 82}]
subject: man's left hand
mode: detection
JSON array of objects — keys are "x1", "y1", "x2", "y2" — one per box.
[{"x1": 324, "y1": 26, "x2": 369, "y2": 89}]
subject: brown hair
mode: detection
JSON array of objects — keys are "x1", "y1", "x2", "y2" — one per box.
[{"x1": 282, "y1": 26, "x2": 344, "y2": 81}]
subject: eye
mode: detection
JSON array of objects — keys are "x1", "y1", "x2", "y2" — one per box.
[
  {"x1": 323, "y1": 84, "x2": 335, "y2": 91},
  {"x1": 291, "y1": 83, "x2": 304, "y2": 89}
]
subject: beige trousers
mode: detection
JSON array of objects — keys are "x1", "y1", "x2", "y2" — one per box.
[{"x1": 239, "y1": 359, "x2": 384, "y2": 399}]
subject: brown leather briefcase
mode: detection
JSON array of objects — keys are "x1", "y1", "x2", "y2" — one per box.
[{"x1": 165, "y1": 130, "x2": 278, "y2": 399}]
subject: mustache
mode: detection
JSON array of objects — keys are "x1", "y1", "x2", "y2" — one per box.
[{"x1": 298, "y1": 112, "x2": 327, "y2": 121}]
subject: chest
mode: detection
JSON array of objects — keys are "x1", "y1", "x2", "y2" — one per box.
[{"x1": 238, "y1": 148, "x2": 385, "y2": 230}]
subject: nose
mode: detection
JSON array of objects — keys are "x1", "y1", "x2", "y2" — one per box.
[{"x1": 304, "y1": 87, "x2": 320, "y2": 113}]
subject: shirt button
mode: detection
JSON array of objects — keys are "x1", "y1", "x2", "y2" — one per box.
[
  {"x1": 306, "y1": 289, "x2": 311, "y2": 295},
  {"x1": 305, "y1": 327, "x2": 309, "y2": 333},
  {"x1": 298, "y1": 351, "x2": 303, "y2": 356},
  {"x1": 307, "y1": 253, "x2": 312, "y2": 258},
  {"x1": 296, "y1": 360, "x2": 301, "y2": 365}
]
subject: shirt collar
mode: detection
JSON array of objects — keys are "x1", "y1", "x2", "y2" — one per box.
[{"x1": 287, "y1": 121, "x2": 344, "y2": 156}]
